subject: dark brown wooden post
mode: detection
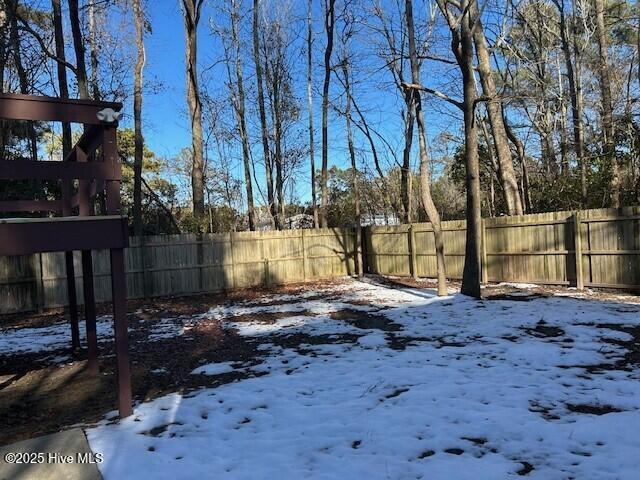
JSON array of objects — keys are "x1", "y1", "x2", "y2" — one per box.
[
  {"x1": 110, "y1": 247, "x2": 133, "y2": 418},
  {"x1": 102, "y1": 125, "x2": 121, "y2": 213},
  {"x1": 103, "y1": 124, "x2": 133, "y2": 417},
  {"x1": 61, "y1": 175, "x2": 80, "y2": 350},
  {"x1": 65, "y1": 252, "x2": 80, "y2": 350},
  {"x1": 76, "y1": 145, "x2": 99, "y2": 372}
]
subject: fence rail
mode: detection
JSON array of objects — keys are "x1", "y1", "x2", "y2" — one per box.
[{"x1": 1, "y1": 207, "x2": 638, "y2": 315}]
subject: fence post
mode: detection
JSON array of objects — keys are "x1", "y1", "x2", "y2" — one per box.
[
  {"x1": 301, "y1": 229, "x2": 308, "y2": 282},
  {"x1": 196, "y1": 232, "x2": 204, "y2": 293},
  {"x1": 35, "y1": 253, "x2": 45, "y2": 312},
  {"x1": 229, "y1": 232, "x2": 237, "y2": 290},
  {"x1": 573, "y1": 211, "x2": 584, "y2": 290},
  {"x1": 481, "y1": 219, "x2": 489, "y2": 284},
  {"x1": 264, "y1": 258, "x2": 270, "y2": 286},
  {"x1": 408, "y1": 224, "x2": 418, "y2": 279},
  {"x1": 361, "y1": 226, "x2": 369, "y2": 274},
  {"x1": 140, "y1": 236, "x2": 150, "y2": 298}
]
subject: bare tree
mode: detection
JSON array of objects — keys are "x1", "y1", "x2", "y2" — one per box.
[
  {"x1": 6, "y1": 0, "x2": 37, "y2": 160},
  {"x1": 228, "y1": 0, "x2": 256, "y2": 230},
  {"x1": 593, "y1": 0, "x2": 619, "y2": 207},
  {"x1": 68, "y1": 0, "x2": 88, "y2": 99},
  {"x1": 372, "y1": 3, "x2": 416, "y2": 223},
  {"x1": 436, "y1": 0, "x2": 482, "y2": 298},
  {"x1": 552, "y1": 0, "x2": 586, "y2": 202},
  {"x1": 470, "y1": 2, "x2": 523, "y2": 215},
  {"x1": 307, "y1": 0, "x2": 319, "y2": 227},
  {"x1": 132, "y1": 0, "x2": 145, "y2": 236},
  {"x1": 320, "y1": 0, "x2": 336, "y2": 227},
  {"x1": 252, "y1": 0, "x2": 276, "y2": 227},
  {"x1": 87, "y1": 0, "x2": 100, "y2": 99},
  {"x1": 405, "y1": 0, "x2": 447, "y2": 295},
  {"x1": 180, "y1": 0, "x2": 206, "y2": 223},
  {"x1": 52, "y1": 0, "x2": 71, "y2": 156}
]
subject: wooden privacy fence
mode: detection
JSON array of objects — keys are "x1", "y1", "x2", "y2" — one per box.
[
  {"x1": 365, "y1": 207, "x2": 640, "y2": 290},
  {"x1": 2, "y1": 207, "x2": 639, "y2": 314},
  {"x1": 0, "y1": 228, "x2": 357, "y2": 314}
]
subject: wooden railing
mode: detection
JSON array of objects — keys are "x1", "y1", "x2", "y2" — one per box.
[{"x1": 0, "y1": 94, "x2": 123, "y2": 217}]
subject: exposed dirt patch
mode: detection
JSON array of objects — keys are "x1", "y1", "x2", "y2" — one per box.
[
  {"x1": 0, "y1": 279, "x2": 351, "y2": 330},
  {"x1": 568, "y1": 323, "x2": 640, "y2": 372},
  {"x1": 462, "y1": 437, "x2": 487, "y2": 445},
  {"x1": 267, "y1": 332, "x2": 362, "y2": 357},
  {"x1": 566, "y1": 403, "x2": 623, "y2": 415},
  {"x1": 226, "y1": 310, "x2": 313, "y2": 325},
  {"x1": 444, "y1": 448, "x2": 464, "y2": 455},
  {"x1": 486, "y1": 293, "x2": 549, "y2": 302},
  {"x1": 523, "y1": 320, "x2": 565, "y2": 338},
  {"x1": 417, "y1": 449, "x2": 435, "y2": 459},
  {"x1": 0, "y1": 311, "x2": 261, "y2": 445},
  {"x1": 517, "y1": 461, "x2": 535, "y2": 476},
  {"x1": 528, "y1": 401, "x2": 561, "y2": 421},
  {"x1": 383, "y1": 387, "x2": 410, "y2": 400},
  {"x1": 329, "y1": 309, "x2": 402, "y2": 332},
  {"x1": 385, "y1": 334, "x2": 432, "y2": 351}
]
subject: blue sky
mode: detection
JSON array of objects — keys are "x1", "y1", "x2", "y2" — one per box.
[{"x1": 114, "y1": 1, "x2": 466, "y2": 205}]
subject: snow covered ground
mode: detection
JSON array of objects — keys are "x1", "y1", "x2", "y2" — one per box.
[{"x1": 78, "y1": 280, "x2": 640, "y2": 478}]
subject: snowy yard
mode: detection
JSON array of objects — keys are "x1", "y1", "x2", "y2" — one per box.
[{"x1": 2, "y1": 278, "x2": 640, "y2": 479}]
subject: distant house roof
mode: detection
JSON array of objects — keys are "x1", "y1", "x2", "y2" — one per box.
[
  {"x1": 285, "y1": 214, "x2": 314, "y2": 230},
  {"x1": 360, "y1": 214, "x2": 401, "y2": 226}
]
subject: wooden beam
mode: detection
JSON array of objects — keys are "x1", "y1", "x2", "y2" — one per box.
[
  {"x1": 0, "y1": 200, "x2": 63, "y2": 212},
  {"x1": 0, "y1": 160, "x2": 120, "y2": 181},
  {"x1": 0, "y1": 216, "x2": 128, "y2": 256},
  {"x1": 0, "y1": 93, "x2": 121, "y2": 124}
]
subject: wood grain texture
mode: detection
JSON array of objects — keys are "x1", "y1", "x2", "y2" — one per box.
[{"x1": 0, "y1": 228, "x2": 356, "y2": 314}]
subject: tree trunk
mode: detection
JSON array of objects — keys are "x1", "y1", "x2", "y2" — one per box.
[
  {"x1": 231, "y1": 1, "x2": 256, "y2": 231},
  {"x1": 405, "y1": 0, "x2": 447, "y2": 296},
  {"x1": 252, "y1": 0, "x2": 276, "y2": 228},
  {"x1": 181, "y1": 0, "x2": 205, "y2": 223},
  {"x1": 7, "y1": 0, "x2": 37, "y2": 160},
  {"x1": 273, "y1": 81, "x2": 285, "y2": 230},
  {"x1": 132, "y1": 0, "x2": 145, "y2": 236},
  {"x1": 557, "y1": 0, "x2": 587, "y2": 202},
  {"x1": 307, "y1": 0, "x2": 319, "y2": 228},
  {"x1": 457, "y1": 0, "x2": 482, "y2": 298},
  {"x1": 573, "y1": 0, "x2": 587, "y2": 203},
  {"x1": 594, "y1": 0, "x2": 619, "y2": 207},
  {"x1": 320, "y1": 0, "x2": 336, "y2": 227},
  {"x1": 502, "y1": 106, "x2": 532, "y2": 212},
  {"x1": 341, "y1": 59, "x2": 362, "y2": 274},
  {"x1": 52, "y1": 0, "x2": 72, "y2": 158},
  {"x1": 401, "y1": 92, "x2": 415, "y2": 223},
  {"x1": 87, "y1": 0, "x2": 100, "y2": 99},
  {"x1": 68, "y1": 0, "x2": 88, "y2": 99},
  {"x1": 471, "y1": 8, "x2": 523, "y2": 215}
]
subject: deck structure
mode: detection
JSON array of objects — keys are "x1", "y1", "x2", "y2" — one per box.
[{"x1": 0, "y1": 93, "x2": 132, "y2": 417}]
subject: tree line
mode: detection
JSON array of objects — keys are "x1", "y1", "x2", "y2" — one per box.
[{"x1": 1, "y1": 0, "x2": 639, "y2": 296}]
